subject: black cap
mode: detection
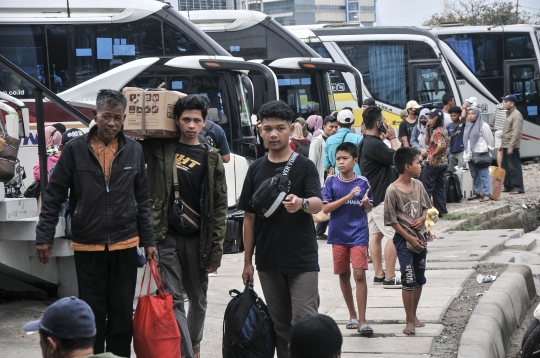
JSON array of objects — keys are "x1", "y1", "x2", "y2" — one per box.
[
  {"x1": 62, "y1": 128, "x2": 85, "y2": 145},
  {"x1": 428, "y1": 109, "x2": 443, "y2": 118},
  {"x1": 52, "y1": 123, "x2": 66, "y2": 134},
  {"x1": 363, "y1": 98, "x2": 376, "y2": 106},
  {"x1": 22, "y1": 297, "x2": 96, "y2": 339},
  {"x1": 289, "y1": 314, "x2": 342, "y2": 358}
]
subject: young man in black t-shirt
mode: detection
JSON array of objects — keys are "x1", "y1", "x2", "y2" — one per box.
[
  {"x1": 358, "y1": 106, "x2": 402, "y2": 289},
  {"x1": 238, "y1": 100, "x2": 323, "y2": 358}
]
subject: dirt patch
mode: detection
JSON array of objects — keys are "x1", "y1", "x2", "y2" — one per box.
[
  {"x1": 506, "y1": 295, "x2": 540, "y2": 358},
  {"x1": 430, "y1": 262, "x2": 508, "y2": 357}
]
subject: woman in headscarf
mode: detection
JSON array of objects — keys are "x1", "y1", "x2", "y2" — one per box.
[
  {"x1": 306, "y1": 114, "x2": 323, "y2": 138},
  {"x1": 289, "y1": 122, "x2": 310, "y2": 155},
  {"x1": 422, "y1": 109, "x2": 450, "y2": 216},
  {"x1": 410, "y1": 108, "x2": 430, "y2": 154},
  {"x1": 463, "y1": 107, "x2": 494, "y2": 202},
  {"x1": 33, "y1": 125, "x2": 63, "y2": 181},
  {"x1": 295, "y1": 117, "x2": 312, "y2": 141}
]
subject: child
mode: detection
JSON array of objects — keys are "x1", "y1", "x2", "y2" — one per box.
[
  {"x1": 446, "y1": 106, "x2": 465, "y2": 172},
  {"x1": 322, "y1": 142, "x2": 374, "y2": 335},
  {"x1": 384, "y1": 147, "x2": 432, "y2": 335}
]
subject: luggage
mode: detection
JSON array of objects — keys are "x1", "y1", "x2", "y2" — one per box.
[
  {"x1": 223, "y1": 284, "x2": 276, "y2": 358},
  {"x1": 445, "y1": 172, "x2": 463, "y2": 203},
  {"x1": 133, "y1": 259, "x2": 181, "y2": 358},
  {"x1": 224, "y1": 218, "x2": 243, "y2": 254}
]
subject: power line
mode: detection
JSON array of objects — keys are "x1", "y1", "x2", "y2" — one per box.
[{"x1": 519, "y1": 5, "x2": 540, "y2": 11}]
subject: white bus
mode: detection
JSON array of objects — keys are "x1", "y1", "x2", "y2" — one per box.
[
  {"x1": 0, "y1": 1, "x2": 277, "y2": 190},
  {"x1": 431, "y1": 25, "x2": 540, "y2": 158},
  {"x1": 288, "y1": 25, "x2": 464, "y2": 128},
  {"x1": 183, "y1": 10, "x2": 364, "y2": 119}
]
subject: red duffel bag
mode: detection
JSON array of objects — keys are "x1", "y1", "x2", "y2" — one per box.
[{"x1": 133, "y1": 259, "x2": 181, "y2": 358}]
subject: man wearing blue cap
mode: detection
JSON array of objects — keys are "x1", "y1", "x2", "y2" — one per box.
[
  {"x1": 23, "y1": 297, "x2": 120, "y2": 358},
  {"x1": 500, "y1": 94, "x2": 524, "y2": 194}
]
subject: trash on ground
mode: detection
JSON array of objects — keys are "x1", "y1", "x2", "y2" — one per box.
[
  {"x1": 475, "y1": 292, "x2": 485, "y2": 297},
  {"x1": 476, "y1": 273, "x2": 497, "y2": 283}
]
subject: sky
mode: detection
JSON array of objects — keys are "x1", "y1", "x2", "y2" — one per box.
[{"x1": 375, "y1": 0, "x2": 540, "y2": 26}]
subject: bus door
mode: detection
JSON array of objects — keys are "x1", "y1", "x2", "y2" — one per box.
[
  {"x1": 409, "y1": 60, "x2": 452, "y2": 109},
  {"x1": 504, "y1": 60, "x2": 540, "y2": 125}
]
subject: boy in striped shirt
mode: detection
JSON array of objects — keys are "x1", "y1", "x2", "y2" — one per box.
[{"x1": 322, "y1": 142, "x2": 374, "y2": 336}]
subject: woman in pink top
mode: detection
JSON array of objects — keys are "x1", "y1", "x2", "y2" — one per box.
[{"x1": 33, "y1": 125, "x2": 63, "y2": 181}]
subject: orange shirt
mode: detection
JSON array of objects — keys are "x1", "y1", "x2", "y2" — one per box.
[{"x1": 70, "y1": 134, "x2": 138, "y2": 252}]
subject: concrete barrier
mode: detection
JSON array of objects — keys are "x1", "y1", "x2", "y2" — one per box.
[{"x1": 457, "y1": 264, "x2": 537, "y2": 358}]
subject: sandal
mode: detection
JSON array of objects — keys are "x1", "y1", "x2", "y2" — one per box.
[
  {"x1": 467, "y1": 194, "x2": 480, "y2": 200},
  {"x1": 346, "y1": 318, "x2": 358, "y2": 329},
  {"x1": 509, "y1": 190, "x2": 523, "y2": 195},
  {"x1": 479, "y1": 196, "x2": 491, "y2": 202},
  {"x1": 358, "y1": 323, "x2": 373, "y2": 336}
]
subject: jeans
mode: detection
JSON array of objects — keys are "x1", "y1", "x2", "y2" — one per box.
[
  {"x1": 468, "y1": 161, "x2": 492, "y2": 196},
  {"x1": 421, "y1": 165, "x2": 447, "y2": 215},
  {"x1": 316, "y1": 221, "x2": 328, "y2": 236},
  {"x1": 157, "y1": 232, "x2": 209, "y2": 358},
  {"x1": 448, "y1": 152, "x2": 465, "y2": 173},
  {"x1": 502, "y1": 148, "x2": 524, "y2": 192},
  {"x1": 258, "y1": 271, "x2": 319, "y2": 358},
  {"x1": 74, "y1": 247, "x2": 138, "y2": 357}
]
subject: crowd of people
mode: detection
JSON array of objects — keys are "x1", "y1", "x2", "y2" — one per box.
[{"x1": 30, "y1": 88, "x2": 526, "y2": 358}]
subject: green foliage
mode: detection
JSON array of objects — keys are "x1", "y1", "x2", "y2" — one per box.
[
  {"x1": 444, "y1": 212, "x2": 479, "y2": 221},
  {"x1": 423, "y1": 0, "x2": 540, "y2": 26}
]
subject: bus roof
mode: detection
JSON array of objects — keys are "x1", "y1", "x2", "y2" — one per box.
[
  {"x1": 0, "y1": 0, "x2": 168, "y2": 23},
  {"x1": 185, "y1": 10, "x2": 319, "y2": 58},
  {"x1": 430, "y1": 24, "x2": 539, "y2": 35},
  {"x1": 309, "y1": 26, "x2": 440, "y2": 42}
]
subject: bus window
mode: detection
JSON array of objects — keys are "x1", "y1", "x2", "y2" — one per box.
[
  {"x1": 163, "y1": 23, "x2": 205, "y2": 56},
  {"x1": 0, "y1": 25, "x2": 45, "y2": 98},
  {"x1": 413, "y1": 65, "x2": 450, "y2": 109},
  {"x1": 277, "y1": 73, "x2": 322, "y2": 116},
  {"x1": 46, "y1": 19, "x2": 164, "y2": 93},
  {"x1": 409, "y1": 42, "x2": 438, "y2": 60},
  {"x1": 509, "y1": 64, "x2": 540, "y2": 124},
  {"x1": 505, "y1": 33, "x2": 536, "y2": 60},
  {"x1": 339, "y1": 42, "x2": 408, "y2": 109},
  {"x1": 206, "y1": 28, "x2": 268, "y2": 60}
]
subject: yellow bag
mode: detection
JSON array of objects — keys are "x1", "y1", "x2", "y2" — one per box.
[
  {"x1": 312, "y1": 210, "x2": 329, "y2": 223},
  {"x1": 489, "y1": 166, "x2": 506, "y2": 201}
]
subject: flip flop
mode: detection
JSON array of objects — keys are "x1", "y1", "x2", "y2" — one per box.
[
  {"x1": 509, "y1": 191, "x2": 523, "y2": 195},
  {"x1": 467, "y1": 194, "x2": 480, "y2": 200},
  {"x1": 479, "y1": 196, "x2": 491, "y2": 202},
  {"x1": 346, "y1": 318, "x2": 358, "y2": 329},
  {"x1": 358, "y1": 323, "x2": 373, "y2": 336}
]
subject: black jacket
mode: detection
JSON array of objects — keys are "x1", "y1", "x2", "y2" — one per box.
[{"x1": 36, "y1": 126, "x2": 154, "y2": 247}]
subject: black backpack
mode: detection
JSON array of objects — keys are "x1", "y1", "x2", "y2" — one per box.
[
  {"x1": 223, "y1": 284, "x2": 276, "y2": 358},
  {"x1": 445, "y1": 172, "x2": 463, "y2": 203},
  {"x1": 291, "y1": 138, "x2": 310, "y2": 157}
]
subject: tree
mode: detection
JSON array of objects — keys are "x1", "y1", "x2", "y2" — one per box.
[{"x1": 423, "y1": 0, "x2": 540, "y2": 26}]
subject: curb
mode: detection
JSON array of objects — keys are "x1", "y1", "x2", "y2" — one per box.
[
  {"x1": 457, "y1": 264, "x2": 537, "y2": 358},
  {"x1": 439, "y1": 204, "x2": 511, "y2": 233}
]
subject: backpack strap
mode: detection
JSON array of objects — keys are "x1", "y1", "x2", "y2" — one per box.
[
  {"x1": 341, "y1": 132, "x2": 349, "y2": 143},
  {"x1": 198, "y1": 121, "x2": 215, "y2": 146}
]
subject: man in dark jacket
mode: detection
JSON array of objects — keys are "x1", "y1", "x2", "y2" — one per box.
[
  {"x1": 142, "y1": 94, "x2": 227, "y2": 358},
  {"x1": 36, "y1": 89, "x2": 157, "y2": 357}
]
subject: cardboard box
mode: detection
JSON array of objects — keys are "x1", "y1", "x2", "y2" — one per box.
[{"x1": 123, "y1": 89, "x2": 186, "y2": 138}]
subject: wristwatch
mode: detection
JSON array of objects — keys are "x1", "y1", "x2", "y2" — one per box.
[{"x1": 302, "y1": 198, "x2": 310, "y2": 212}]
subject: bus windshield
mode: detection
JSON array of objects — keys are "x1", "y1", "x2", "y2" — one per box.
[
  {"x1": 0, "y1": 20, "x2": 205, "y2": 98},
  {"x1": 277, "y1": 72, "x2": 326, "y2": 115}
]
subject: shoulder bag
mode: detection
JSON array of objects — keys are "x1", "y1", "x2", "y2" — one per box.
[
  {"x1": 168, "y1": 158, "x2": 201, "y2": 236},
  {"x1": 250, "y1": 152, "x2": 299, "y2": 219}
]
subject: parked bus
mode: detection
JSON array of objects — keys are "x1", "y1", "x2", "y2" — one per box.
[
  {"x1": 288, "y1": 25, "x2": 463, "y2": 127},
  {"x1": 183, "y1": 10, "x2": 364, "y2": 119},
  {"x1": 431, "y1": 25, "x2": 540, "y2": 158},
  {"x1": 0, "y1": 1, "x2": 277, "y2": 192}
]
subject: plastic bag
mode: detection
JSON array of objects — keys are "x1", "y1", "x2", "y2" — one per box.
[
  {"x1": 133, "y1": 259, "x2": 181, "y2": 358},
  {"x1": 489, "y1": 166, "x2": 506, "y2": 201}
]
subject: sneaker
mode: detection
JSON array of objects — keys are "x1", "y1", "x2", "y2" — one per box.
[
  {"x1": 383, "y1": 276, "x2": 402, "y2": 289},
  {"x1": 373, "y1": 271, "x2": 385, "y2": 285}
]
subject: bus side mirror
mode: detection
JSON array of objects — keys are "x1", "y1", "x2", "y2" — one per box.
[{"x1": 243, "y1": 76, "x2": 255, "y2": 115}]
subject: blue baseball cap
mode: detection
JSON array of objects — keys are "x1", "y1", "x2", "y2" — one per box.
[
  {"x1": 501, "y1": 94, "x2": 517, "y2": 103},
  {"x1": 22, "y1": 297, "x2": 96, "y2": 339}
]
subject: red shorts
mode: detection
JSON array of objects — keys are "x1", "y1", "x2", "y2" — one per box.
[{"x1": 332, "y1": 244, "x2": 368, "y2": 274}]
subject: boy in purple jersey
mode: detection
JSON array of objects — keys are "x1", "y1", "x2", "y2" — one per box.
[{"x1": 322, "y1": 142, "x2": 374, "y2": 336}]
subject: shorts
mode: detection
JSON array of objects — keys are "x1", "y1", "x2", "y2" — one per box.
[
  {"x1": 494, "y1": 130, "x2": 502, "y2": 149},
  {"x1": 332, "y1": 244, "x2": 368, "y2": 274},
  {"x1": 368, "y1": 203, "x2": 395, "y2": 239},
  {"x1": 393, "y1": 233, "x2": 427, "y2": 291}
]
